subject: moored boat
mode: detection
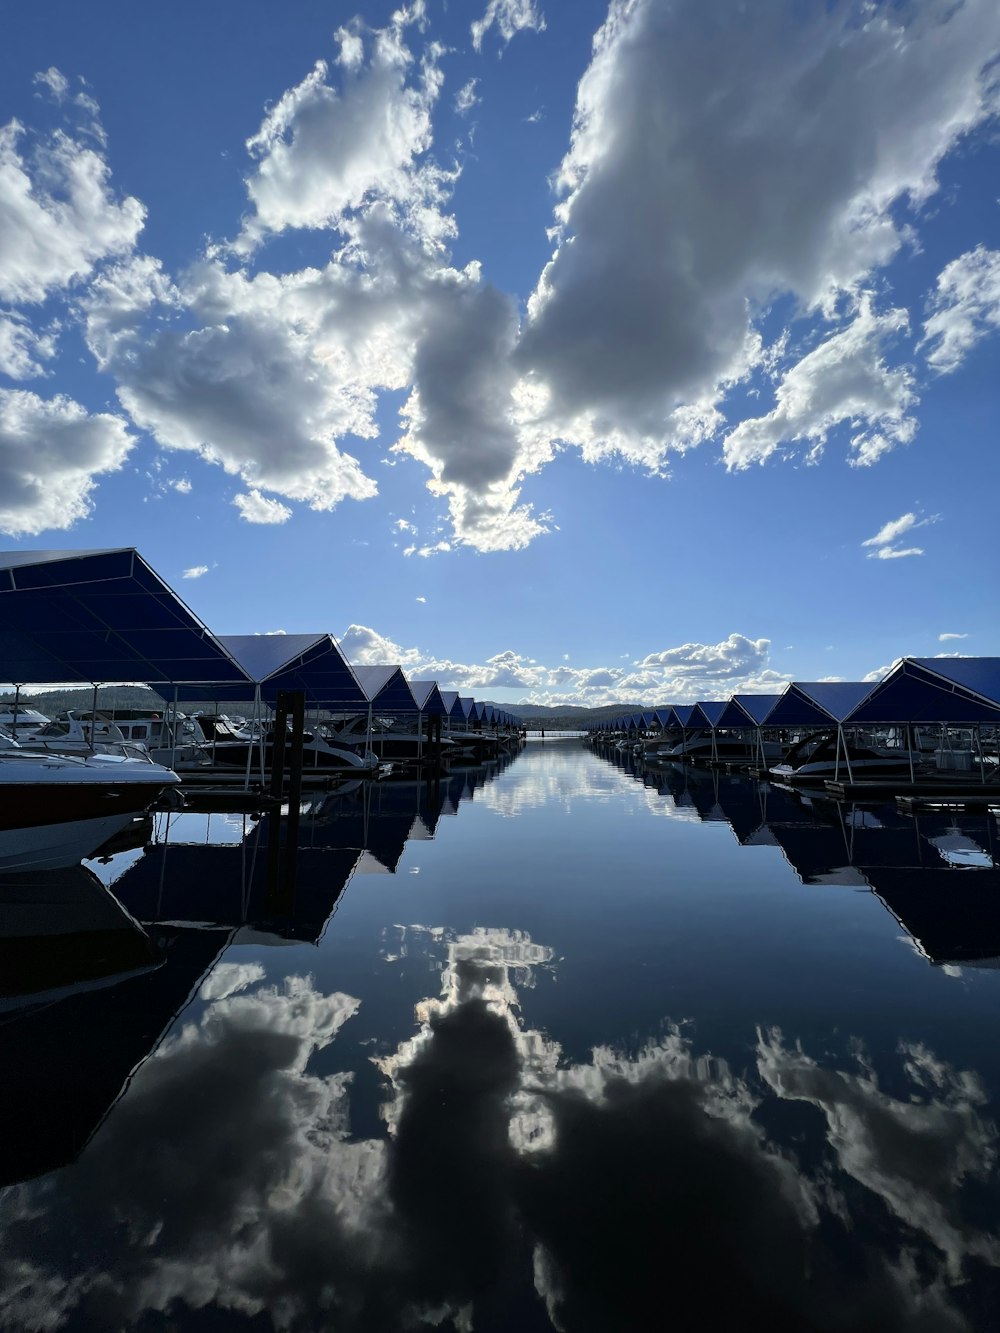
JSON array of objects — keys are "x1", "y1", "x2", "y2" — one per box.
[{"x1": 0, "y1": 731, "x2": 180, "y2": 873}]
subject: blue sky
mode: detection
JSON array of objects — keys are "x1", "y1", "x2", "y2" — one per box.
[{"x1": 1, "y1": 0, "x2": 998, "y2": 705}]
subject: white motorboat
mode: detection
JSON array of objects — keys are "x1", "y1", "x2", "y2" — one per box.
[
  {"x1": 0, "y1": 705, "x2": 51, "y2": 740},
  {"x1": 653, "y1": 729, "x2": 785, "y2": 764},
  {"x1": 191, "y1": 715, "x2": 380, "y2": 775},
  {"x1": 768, "y1": 730, "x2": 925, "y2": 785},
  {"x1": 0, "y1": 730, "x2": 180, "y2": 873},
  {"x1": 325, "y1": 715, "x2": 460, "y2": 765}
]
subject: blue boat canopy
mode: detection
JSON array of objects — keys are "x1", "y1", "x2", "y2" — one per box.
[
  {"x1": 694, "y1": 701, "x2": 727, "y2": 728},
  {"x1": 716, "y1": 694, "x2": 783, "y2": 728},
  {"x1": 0, "y1": 549, "x2": 251, "y2": 689},
  {"x1": 763, "y1": 684, "x2": 845, "y2": 727},
  {"x1": 353, "y1": 665, "x2": 419, "y2": 713},
  {"x1": 793, "y1": 681, "x2": 873, "y2": 722},
  {"x1": 407, "y1": 680, "x2": 448, "y2": 717},
  {"x1": 845, "y1": 659, "x2": 1000, "y2": 724}
]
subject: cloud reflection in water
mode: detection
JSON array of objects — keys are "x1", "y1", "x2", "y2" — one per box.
[{"x1": 1, "y1": 926, "x2": 997, "y2": 1331}]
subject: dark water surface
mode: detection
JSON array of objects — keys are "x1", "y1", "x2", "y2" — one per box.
[{"x1": 3, "y1": 739, "x2": 1000, "y2": 1330}]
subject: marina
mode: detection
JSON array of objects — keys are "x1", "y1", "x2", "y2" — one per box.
[
  {"x1": 3, "y1": 738, "x2": 1000, "y2": 1329},
  {"x1": 3, "y1": 548, "x2": 1000, "y2": 1329}
]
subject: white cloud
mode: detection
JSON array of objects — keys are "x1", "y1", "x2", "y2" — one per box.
[
  {"x1": 0, "y1": 388, "x2": 133, "y2": 536},
  {"x1": 862, "y1": 512, "x2": 922, "y2": 549},
  {"x1": 471, "y1": 0, "x2": 546, "y2": 52},
  {"x1": 339, "y1": 622, "x2": 423, "y2": 667},
  {"x1": 922, "y1": 245, "x2": 1000, "y2": 373},
  {"x1": 723, "y1": 300, "x2": 918, "y2": 470},
  {"x1": 415, "y1": 595, "x2": 426, "y2": 602},
  {"x1": 455, "y1": 78, "x2": 479, "y2": 115},
  {"x1": 199, "y1": 961, "x2": 266, "y2": 1000},
  {"x1": 171, "y1": 477, "x2": 192, "y2": 494},
  {"x1": 0, "y1": 310, "x2": 56, "y2": 378},
  {"x1": 0, "y1": 113, "x2": 144, "y2": 304},
  {"x1": 232, "y1": 490, "x2": 293, "y2": 524},
  {"x1": 182, "y1": 564, "x2": 209, "y2": 579},
  {"x1": 342, "y1": 626, "x2": 788, "y2": 706},
  {"x1": 862, "y1": 511, "x2": 935, "y2": 560},
  {"x1": 235, "y1": 15, "x2": 445, "y2": 252},
  {"x1": 86, "y1": 256, "x2": 379, "y2": 516},
  {"x1": 32, "y1": 67, "x2": 69, "y2": 100},
  {"x1": 402, "y1": 539, "x2": 450, "y2": 557},
  {"x1": 939, "y1": 632, "x2": 968, "y2": 642},
  {"x1": 871, "y1": 545, "x2": 924, "y2": 560},
  {"x1": 863, "y1": 659, "x2": 901, "y2": 683},
  {"x1": 516, "y1": 0, "x2": 1000, "y2": 473}
]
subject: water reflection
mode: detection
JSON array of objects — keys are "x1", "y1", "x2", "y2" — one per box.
[
  {"x1": 3, "y1": 931, "x2": 996, "y2": 1329},
  {"x1": 2, "y1": 745, "x2": 1000, "y2": 1329}
]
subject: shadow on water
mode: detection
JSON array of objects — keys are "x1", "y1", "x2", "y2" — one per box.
[{"x1": 1, "y1": 744, "x2": 1000, "y2": 1329}]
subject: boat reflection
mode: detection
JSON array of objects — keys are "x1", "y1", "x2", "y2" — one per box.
[
  {"x1": 0, "y1": 863, "x2": 228, "y2": 1188},
  {"x1": 627, "y1": 755, "x2": 1000, "y2": 973},
  {"x1": 0, "y1": 759, "x2": 506, "y2": 1192}
]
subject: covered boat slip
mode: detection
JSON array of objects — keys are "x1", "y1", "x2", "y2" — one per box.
[
  {"x1": 592, "y1": 659, "x2": 1000, "y2": 800},
  {"x1": 0, "y1": 550, "x2": 521, "y2": 790}
]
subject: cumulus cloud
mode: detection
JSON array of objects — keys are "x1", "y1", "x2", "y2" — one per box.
[
  {"x1": 0, "y1": 388, "x2": 133, "y2": 536},
  {"x1": 233, "y1": 490, "x2": 293, "y2": 524},
  {"x1": 85, "y1": 256, "x2": 379, "y2": 515},
  {"x1": 922, "y1": 245, "x2": 1000, "y2": 373},
  {"x1": 939, "y1": 632, "x2": 968, "y2": 642},
  {"x1": 339, "y1": 626, "x2": 787, "y2": 706},
  {"x1": 862, "y1": 511, "x2": 936, "y2": 560},
  {"x1": 0, "y1": 110, "x2": 143, "y2": 305},
  {"x1": 471, "y1": 0, "x2": 546, "y2": 52},
  {"x1": 723, "y1": 300, "x2": 918, "y2": 469},
  {"x1": 182, "y1": 564, "x2": 209, "y2": 579},
  {"x1": 515, "y1": 0, "x2": 1000, "y2": 472},
  {"x1": 339, "y1": 623, "x2": 424, "y2": 668},
  {"x1": 235, "y1": 14, "x2": 445, "y2": 252}
]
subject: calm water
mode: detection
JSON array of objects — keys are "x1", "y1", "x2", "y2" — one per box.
[{"x1": 3, "y1": 739, "x2": 1000, "y2": 1331}]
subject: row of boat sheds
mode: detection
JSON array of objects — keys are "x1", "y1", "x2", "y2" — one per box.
[
  {"x1": 0, "y1": 549, "x2": 523, "y2": 789},
  {"x1": 590, "y1": 661, "x2": 1000, "y2": 800}
]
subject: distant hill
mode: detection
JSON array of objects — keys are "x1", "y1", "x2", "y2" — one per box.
[{"x1": 483, "y1": 701, "x2": 644, "y2": 731}]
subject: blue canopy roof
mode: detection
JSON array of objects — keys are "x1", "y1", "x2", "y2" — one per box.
[
  {"x1": 248, "y1": 634, "x2": 369, "y2": 710},
  {"x1": 353, "y1": 665, "x2": 419, "y2": 712},
  {"x1": 407, "y1": 680, "x2": 448, "y2": 716},
  {"x1": 672, "y1": 705, "x2": 698, "y2": 728},
  {"x1": 694, "y1": 701, "x2": 727, "y2": 728},
  {"x1": 910, "y1": 658, "x2": 1000, "y2": 706},
  {"x1": 0, "y1": 549, "x2": 250, "y2": 688},
  {"x1": 795, "y1": 682, "x2": 873, "y2": 722},
  {"x1": 846, "y1": 659, "x2": 1000, "y2": 724},
  {"x1": 763, "y1": 684, "x2": 845, "y2": 727},
  {"x1": 716, "y1": 694, "x2": 783, "y2": 727},
  {"x1": 439, "y1": 690, "x2": 459, "y2": 715}
]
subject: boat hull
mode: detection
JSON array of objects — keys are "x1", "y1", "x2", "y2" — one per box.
[{"x1": 0, "y1": 812, "x2": 141, "y2": 873}]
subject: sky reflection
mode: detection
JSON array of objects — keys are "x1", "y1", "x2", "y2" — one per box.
[{"x1": 3, "y1": 744, "x2": 1000, "y2": 1329}]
